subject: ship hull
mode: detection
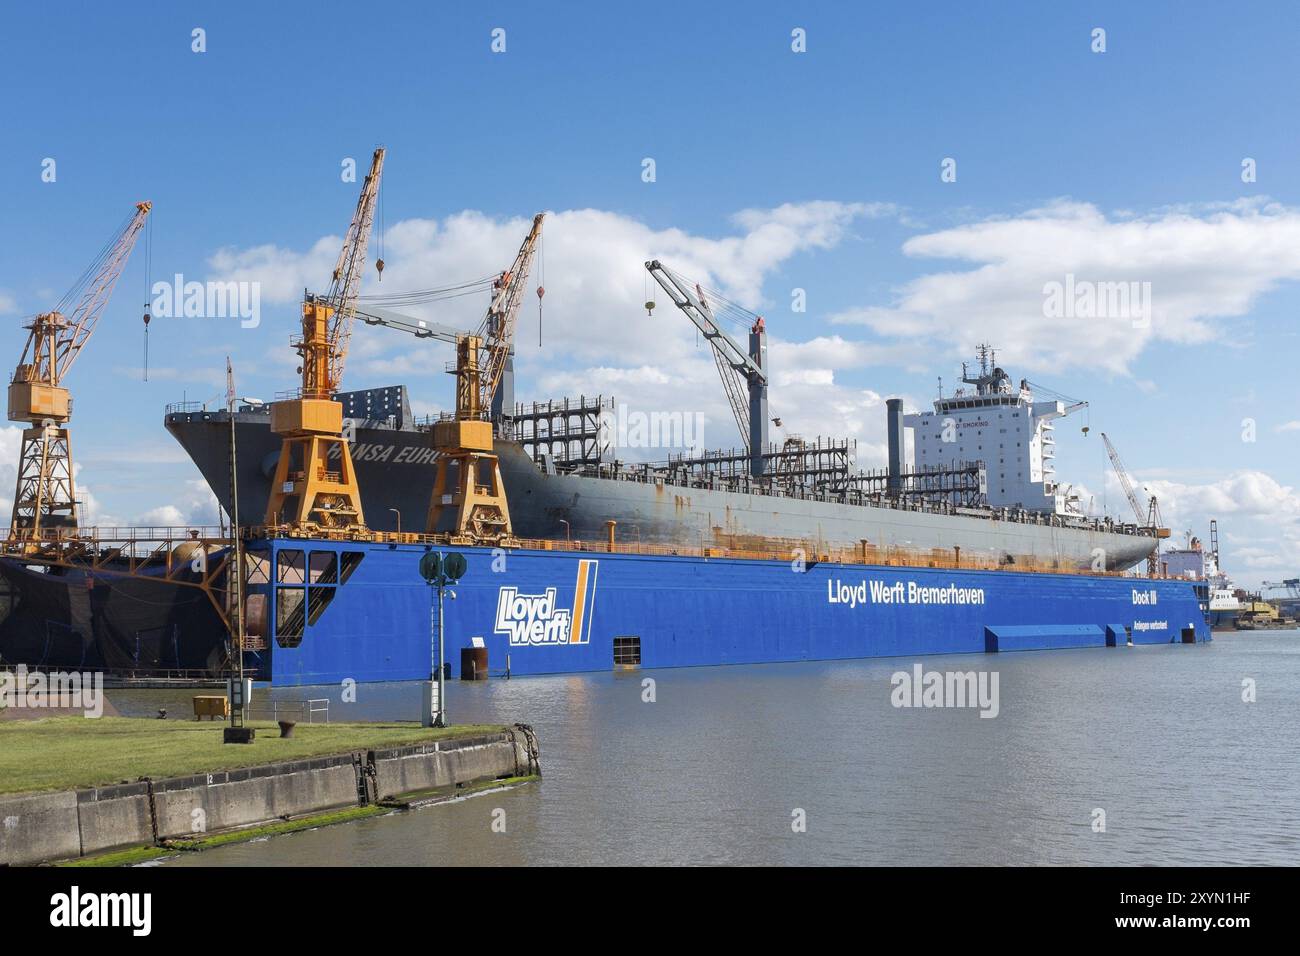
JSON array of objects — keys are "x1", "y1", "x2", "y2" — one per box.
[
  {"x1": 248, "y1": 538, "x2": 1210, "y2": 686},
  {"x1": 1209, "y1": 609, "x2": 1240, "y2": 631},
  {"x1": 0, "y1": 559, "x2": 228, "y2": 674},
  {"x1": 167, "y1": 410, "x2": 1157, "y2": 572}
]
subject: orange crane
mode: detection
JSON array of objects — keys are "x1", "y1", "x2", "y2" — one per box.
[
  {"x1": 8, "y1": 201, "x2": 152, "y2": 539},
  {"x1": 428, "y1": 212, "x2": 544, "y2": 540},
  {"x1": 264, "y1": 148, "x2": 384, "y2": 533},
  {"x1": 1101, "y1": 431, "x2": 1171, "y2": 577}
]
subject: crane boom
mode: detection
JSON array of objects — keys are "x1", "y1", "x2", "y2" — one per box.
[
  {"x1": 355, "y1": 305, "x2": 465, "y2": 346},
  {"x1": 1101, "y1": 432, "x2": 1145, "y2": 524},
  {"x1": 1101, "y1": 431, "x2": 1170, "y2": 576},
  {"x1": 7, "y1": 201, "x2": 151, "y2": 539},
  {"x1": 427, "y1": 214, "x2": 545, "y2": 543},
  {"x1": 11, "y1": 201, "x2": 151, "y2": 396},
  {"x1": 321, "y1": 147, "x2": 385, "y2": 392},
  {"x1": 467, "y1": 212, "x2": 543, "y2": 418},
  {"x1": 645, "y1": 259, "x2": 769, "y2": 475}
]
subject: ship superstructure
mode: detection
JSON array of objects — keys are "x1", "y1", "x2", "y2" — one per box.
[
  {"x1": 904, "y1": 345, "x2": 1087, "y2": 516},
  {"x1": 1162, "y1": 521, "x2": 1241, "y2": 629}
]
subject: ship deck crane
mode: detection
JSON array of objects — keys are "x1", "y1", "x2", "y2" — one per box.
[
  {"x1": 1101, "y1": 431, "x2": 1171, "y2": 577},
  {"x1": 265, "y1": 147, "x2": 384, "y2": 533},
  {"x1": 8, "y1": 201, "x2": 152, "y2": 539},
  {"x1": 645, "y1": 260, "x2": 769, "y2": 477},
  {"x1": 427, "y1": 213, "x2": 545, "y2": 541}
]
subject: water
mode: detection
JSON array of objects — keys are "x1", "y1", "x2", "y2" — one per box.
[{"x1": 131, "y1": 631, "x2": 1298, "y2": 866}]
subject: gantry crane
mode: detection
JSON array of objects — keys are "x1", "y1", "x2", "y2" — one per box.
[
  {"x1": 1101, "y1": 432, "x2": 1171, "y2": 577},
  {"x1": 265, "y1": 147, "x2": 384, "y2": 533},
  {"x1": 645, "y1": 260, "x2": 769, "y2": 477},
  {"x1": 427, "y1": 213, "x2": 545, "y2": 541},
  {"x1": 8, "y1": 201, "x2": 152, "y2": 539}
]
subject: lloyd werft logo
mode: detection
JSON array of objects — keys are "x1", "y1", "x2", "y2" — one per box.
[{"x1": 495, "y1": 560, "x2": 598, "y2": 646}]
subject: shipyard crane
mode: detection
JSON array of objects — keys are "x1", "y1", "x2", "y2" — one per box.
[
  {"x1": 645, "y1": 260, "x2": 769, "y2": 477},
  {"x1": 1101, "y1": 432, "x2": 1171, "y2": 577},
  {"x1": 264, "y1": 147, "x2": 384, "y2": 532},
  {"x1": 1263, "y1": 579, "x2": 1300, "y2": 599},
  {"x1": 8, "y1": 201, "x2": 152, "y2": 539},
  {"x1": 427, "y1": 213, "x2": 545, "y2": 541}
]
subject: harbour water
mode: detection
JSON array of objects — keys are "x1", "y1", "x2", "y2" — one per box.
[{"x1": 136, "y1": 631, "x2": 1298, "y2": 866}]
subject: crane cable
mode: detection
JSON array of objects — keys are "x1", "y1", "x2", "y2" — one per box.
[
  {"x1": 356, "y1": 275, "x2": 499, "y2": 307},
  {"x1": 376, "y1": 170, "x2": 385, "y2": 281},
  {"x1": 536, "y1": 231, "x2": 545, "y2": 347},
  {"x1": 48, "y1": 207, "x2": 136, "y2": 319},
  {"x1": 142, "y1": 211, "x2": 153, "y2": 382}
]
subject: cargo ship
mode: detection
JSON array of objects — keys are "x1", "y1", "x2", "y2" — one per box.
[{"x1": 166, "y1": 351, "x2": 1159, "y2": 573}]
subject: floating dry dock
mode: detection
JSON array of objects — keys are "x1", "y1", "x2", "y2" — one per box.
[{"x1": 246, "y1": 534, "x2": 1211, "y2": 686}]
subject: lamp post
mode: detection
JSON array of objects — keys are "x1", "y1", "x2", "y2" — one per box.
[
  {"x1": 223, "y1": 357, "x2": 253, "y2": 743},
  {"x1": 389, "y1": 508, "x2": 401, "y2": 534},
  {"x1": 419, "y1": 550, "x2": 466, "y2": 728},
  {"x1": 559, "y1": 518, "x2": 570, "y2": 542}
]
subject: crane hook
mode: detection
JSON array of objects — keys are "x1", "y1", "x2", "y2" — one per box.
[
  {"x1": 375, "y1": 258, "x2": 385, "y2": 281},
  {"x1": 536, "y1": 285, "x2": 545, "y2": 347}
]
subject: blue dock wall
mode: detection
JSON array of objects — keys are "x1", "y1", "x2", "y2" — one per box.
[{"x1": 247, "y1": 541, "x2": 1210, "y2": 686}]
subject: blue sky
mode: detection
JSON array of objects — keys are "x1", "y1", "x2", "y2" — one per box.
[{"x1": 1, "y1": 1, "x2": 1297, "y2": 586}]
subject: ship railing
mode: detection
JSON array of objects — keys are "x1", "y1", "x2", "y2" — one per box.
[
  {"x1": 164, "y1": 400, "x2": 209, "y2": 415},
  {"x1": 248, "y1": 697, "x2": 330, "y2": 724},
  {"x1": 242, "y1": 525, "x2": 1153, "y2": 578},
  {"x1": 1, "y1": 528, "x2": 233, "y2": 564},
  {"x1": 555, "y1": 463, "x2": 1153, "y2": 536}
]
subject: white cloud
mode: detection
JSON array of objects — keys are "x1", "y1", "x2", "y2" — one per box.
[
  {"x1": 135, "y1": 504, "x2": 187, "y2": 526},
  {"x1": 207, "y1": 201, "x2": 887, "y2": 369},
  {"x1": 207, "y1": 236, "x2": 341, "y2": 306},
  {"x1": 206, "y1": 200, "x2": 896, "y2": 458},
  {"x1": 832, "y1": 197, "x2": 1300, "y2": 374},
  {"x1": 0, "y1": 289, "x2": 16, "y2": 314},
  {"x1": 1145, "y1": 471, "x2": 1300, "y2": 524},
  {"x1": 1142, "y1": 470, "x2": 1300, "y2": 587}
]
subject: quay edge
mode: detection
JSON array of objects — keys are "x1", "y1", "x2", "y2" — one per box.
[{"x1": 0, "y1": 726, "x2": 540, "y2": 867}]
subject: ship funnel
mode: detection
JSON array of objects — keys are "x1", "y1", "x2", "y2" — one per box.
[{"x1": 886, "y1": 398, "x2": 904, "y2": 496}]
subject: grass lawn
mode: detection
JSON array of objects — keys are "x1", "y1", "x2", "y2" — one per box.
[{"x1": 0, "y1": 717, "x2": 506, "y2": 795}]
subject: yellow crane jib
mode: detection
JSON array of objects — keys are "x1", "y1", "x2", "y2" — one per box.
[
  {"x1": 265, "y1": 148, "x2": 384, "y2": 534},
  {"x1": 427, "y1": 213, "x2": 545, "y2": 543},
  {"x1": 8, "y1": 200, "x2": 151, "y2": 540}
]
